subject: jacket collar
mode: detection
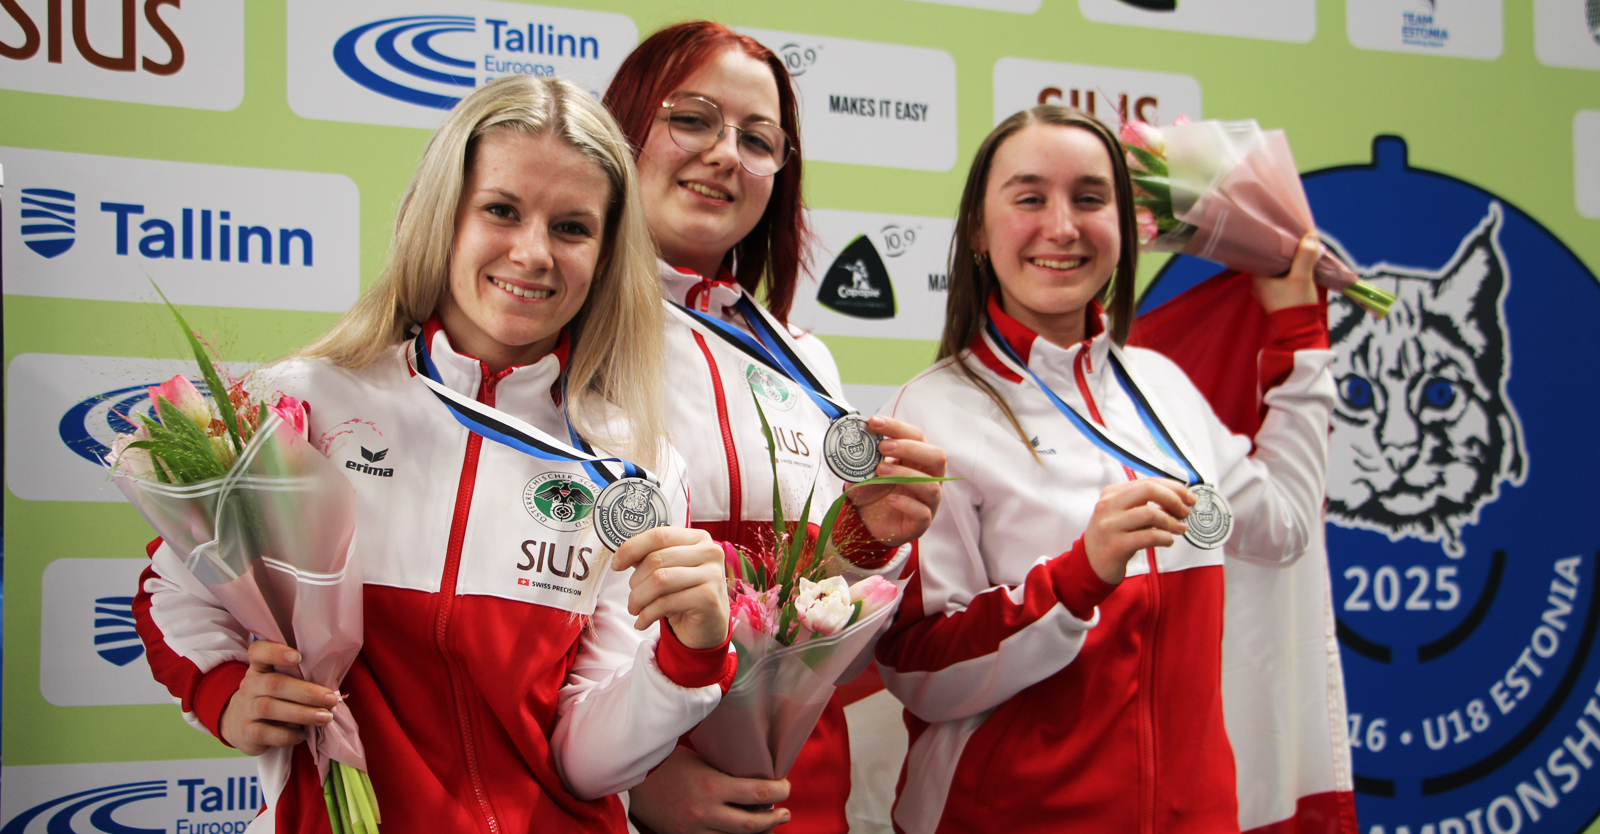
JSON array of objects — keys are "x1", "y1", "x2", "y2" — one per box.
[
  {"x1": 418, "y1": 316, "x2": 570, "y2": 402},
  {"x1": 660, "y1": 260, "x2": 744, "y2": 319},
  {"x1": 973, "y1": 293, "x2": 1110, "y2": 380}
]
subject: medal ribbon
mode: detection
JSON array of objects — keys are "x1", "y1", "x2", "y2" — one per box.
[
  {"x1": 665, "y1": 296, "x2": 851, "y2": 421},
  {"x1": 408, "y1": 328, "x2": 653, "y2": 487},
  {"x1": 982, "y1": 318, "x2": 1203, "y2": 487}
]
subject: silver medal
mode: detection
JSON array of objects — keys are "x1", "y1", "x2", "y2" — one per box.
[
  {"x1": 823, "y1": 414, "x2": 883, "y2": 483},
  {"x1": 593, "y1": 477, "x2": 669, "y2": 552},
  {"x1": 1184, "y1": 483, "x2": 1233, "y2": 550}
]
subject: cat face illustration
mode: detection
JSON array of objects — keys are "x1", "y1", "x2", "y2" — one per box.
[{"x1": 1325, "y1": 203, "x2": 1526, "y2": 556}]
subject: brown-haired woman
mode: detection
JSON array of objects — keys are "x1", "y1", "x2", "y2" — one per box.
[
  {"x1": 604, "y1": 20, "x2": 947, "y2": 834},
  {"x1": 872, "y1": 105, "x2": 1334, "y2": 833}
]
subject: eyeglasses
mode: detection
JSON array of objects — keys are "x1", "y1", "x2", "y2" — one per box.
[{"x1": 659, "y1": 95, "x2": 793, "y2": 177}]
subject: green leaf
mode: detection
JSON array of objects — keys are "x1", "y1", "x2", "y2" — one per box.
[
  {"x1": 150, "y1": 281, "x2": 244, "y2": 455},
  {"x1": 747, "y1": 387, "x2": 786, "y2": 550},
  {"x1": 1125, "y1": 144, "x2": 1168, "y2": 177},
  {"x1": 1130, "y1": 174, "x2": 1171, "y2": 205}
]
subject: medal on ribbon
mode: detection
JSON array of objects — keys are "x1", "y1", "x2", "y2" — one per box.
[
  {"x1": 665, "y1": 295, "x2": 885, "y2": 483},
  {"x1": 409, "y1": 328, "x2": 669, "y2": 552},
  {"x1": 982, "y1": 318, "x2": 1233, "y2": 550}
]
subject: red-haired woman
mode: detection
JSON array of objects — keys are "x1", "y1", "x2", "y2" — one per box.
[{"x1": 604, "y1": 21, "x2": 947, "y2": 834}]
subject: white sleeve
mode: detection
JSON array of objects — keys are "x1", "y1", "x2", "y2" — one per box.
[
  {"x1": 550, "y1": 450, "x2": 731, "y2": 799},
  {"x1": 135, "y1": 542, "x2": 251, "y2": 736}
]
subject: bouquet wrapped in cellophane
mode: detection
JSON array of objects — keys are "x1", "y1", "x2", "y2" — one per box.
[
  {"x1": 687, "y1": 393, "x2": 935, "y2": 780},
  {"x1": 1123, "y1": 117, "x2": 1396, "y2": 317},
  {"x1": 105, "y1": 292, "x2": 381, "y2": 834}
]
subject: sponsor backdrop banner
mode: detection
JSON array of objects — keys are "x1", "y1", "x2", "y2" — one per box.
[{"x1": 1, "y1": 2, "x2": 1595, "y2": 833}]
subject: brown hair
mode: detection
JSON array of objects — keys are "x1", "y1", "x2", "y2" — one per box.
[
  {"x1": 603, "y1": 20, "x2": 810, "y2": 323},
  {"x1": 937, "y1": 105, "x2": 1139, "y2": 458}
]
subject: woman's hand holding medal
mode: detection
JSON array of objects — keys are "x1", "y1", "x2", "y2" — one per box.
[
  {"x1": 612, "y1": 527, "x2": 731, "y2": 650},
  {"x1": 1083, "y1": 478, "x2": 1199, "y2": 585},
  {"x1": 843, "y1": 415, "x2": 949, "y2": 549}
]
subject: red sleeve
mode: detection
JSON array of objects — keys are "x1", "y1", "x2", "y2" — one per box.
[
  {"x1": 1259, "y1": 301, "x2": 1330, "y2": 395},
  {"x1": 1053, "y1": 538, "x2": 1118, "y2": 620},
  {"x1": 132, "y1": 537, "x2": 247, "y2": 746},
  {"x1": 830, "y1": 499, "x2": 895, "y2": 570},
  {"x1": 656, "y1": 623, "x2": 738, "y2": 692}
]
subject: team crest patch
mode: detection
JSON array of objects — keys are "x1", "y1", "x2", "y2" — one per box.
[
  {"x1": 746, "y1": 364, "x2": 799, "y2": 411},
  {"x1": 522, "y1": 473, "x2": 598, "y2": 532}
]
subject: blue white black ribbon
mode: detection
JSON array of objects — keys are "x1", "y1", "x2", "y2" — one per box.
[
  {"x1": 981, "y1": 318, "x2": 1203, "y2": 487},
  {"x1": 408, "y1": 328, "x2": 651, "y2": 488},
  {"x1": 665, "y1": 297, "x2": 851, "y2": 421}
]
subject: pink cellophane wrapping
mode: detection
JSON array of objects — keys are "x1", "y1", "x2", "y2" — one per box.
[
  {"x1": 1154, "y1": 121, "x2": 1360, "y2": 291},
  {"x1": 113, "y1": 415, "x2": 363, "y2": 781},
  {"x1": 689, "y1": 594, "x2": 898, "y2": 780}
]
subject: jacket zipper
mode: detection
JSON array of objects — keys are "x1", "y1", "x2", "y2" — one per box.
[
  {"x1": 1074, "y1": 345, "x2": 1160, "y2": 834},
  {"x1": 691, "y1": 331, "x2": 742, "y2": 534},
  {"x1": 436, "y1": 363, "x2": 512, "y2": 834}
]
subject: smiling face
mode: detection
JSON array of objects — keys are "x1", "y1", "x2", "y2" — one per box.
[
  {"x1": 978, "y1": 124, "x2": 1122, "y2": 346},
  {"x1": 440, "y1": 130, "x2": 612, "y2": 372},
  {"x1": 636, "y1": 47, "x2": 781, "y2": 279}
]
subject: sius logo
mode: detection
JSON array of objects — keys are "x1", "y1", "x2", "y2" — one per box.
[
  {"x1": 93, "y1": 596, "x2": 143, "y2": 667},
  {"x1": 19, "y1": 188, "x2": 75, "y2": 258},
  {"x1": 818, "y1": 235, "x2": 896, "y2": 319},
  {"x1": 332, "y1": 13, "x2": 604, "y2": 111},
  {"x1": 0, "y1": 2, "x2": 185, "y2": 74}
]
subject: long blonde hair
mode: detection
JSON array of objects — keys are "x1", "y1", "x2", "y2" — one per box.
[
  {"x1": 938, "y1": 106, "x2": 1139, "y2": 459},
  {"x1": 300, "y1": 76, "x2": 666, "y2": 470}
]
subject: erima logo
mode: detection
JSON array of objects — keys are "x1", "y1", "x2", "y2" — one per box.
[
  {"x1": 1029, "y1": 436, "x2": 1057, "y2": 455},
  {"x1": 333, "y1": 15, "x2": 603, "y2": 111},
  {"x1": 94, "y1": 596, "x2": 144, "y2": 667},
  {"x1": 1116, "y1": 0, "x2": 1177, "y2": 9},
  {"x1": 346, "y1": 447, "x2": 393, "y2": 477},
  {"x1": 818, "y1": 235, "x2": 896, "y2": 319},
  {"x1": 1, "y1": 780, "x2": 168, "y2": 834},
  {"x1": 20, "y1": 188, "x2": 75, "y2": 258}
]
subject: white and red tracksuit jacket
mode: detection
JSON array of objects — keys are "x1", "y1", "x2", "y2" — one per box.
[
  {"x1": 133, "y1": 321, "x2": 738, "y2": 834},
  {"x1": 655, "y1": 263, "x2": 906, "y2": 834},
  {"x1": 876, "y1": 296, "x2": 1334, "y2": 834}
]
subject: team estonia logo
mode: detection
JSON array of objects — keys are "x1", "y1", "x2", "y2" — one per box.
[
  {"x1": 746, "y1": 364, "x2": 799, "y2": 412},
  {"x1": 523, "y1": 472, "x2": 597, "y2": 532},
  {"x1": 1144, "y1": 136, "x2": 1600, "y2": 833},
  {"x1": 592, "y1": 478, "x2": 668, "y2": 552},
  {"x1": 823, "y1": 413, "x2": 883, "y2": 483},
  {"x1": 19, "y1": 188, "x2": 76, "y2": 258},
  {"x1": 333, "y1": 15, "x2": 478, "y2": 110}
]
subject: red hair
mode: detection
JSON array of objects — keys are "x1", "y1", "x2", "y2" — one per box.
[{"x1": 604, "y1": 21, "x2": 810, "y2": 323}]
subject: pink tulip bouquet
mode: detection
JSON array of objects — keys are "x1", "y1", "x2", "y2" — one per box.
[
  {"x1": 687, "y1": 391, "x2": 935, "y2": 781},
  {"x1": 1121, "y1": 117, "x2": 1396, "y2": 317},
  {"x1": 105, "y1": 290, "x2": 380, "y2": 834}
]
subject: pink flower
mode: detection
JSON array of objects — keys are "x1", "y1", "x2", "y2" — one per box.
[
  {"x1": 794, "y1": 576, "x2": 854, "y2": 636},
  {"x1": 1136, "y1": 206, "x2": 1160, "y2": 247},
  {"x1": 268, "y1": 394, "x2": 309, "y2": 440},
  {"x1": 147, "y1": 375, "x2": 212, "y2": 430},
  {"x1": 1172, "y1": 114, "x2": 1191, "y2": 126},
  {"x1": 1120, "y1": 120, "x2": 1165, "y2": 156},
  {"x1": 849, "y1": 575, "x2": 899, "y2": 618},
  {"x1": 731, "y1": 581, "x2": 780, "y2": 635}
]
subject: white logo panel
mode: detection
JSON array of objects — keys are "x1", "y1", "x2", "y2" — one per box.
[
  {"x1": 737, "y1": 29, "x2": 958, "y2": 172},
  {"x1": 2, "y1": 759, "x2": 261, "y2": 832},
  {"x1": 1, "y1": 147, "x2": 359, "y2": 311},
  {"x1": 1347, "y1": 0, "x2": 1504, "y2": 60},
  {"x1": 790, "y1": 209, "x2": 955, "y2": 341},
  {"x1": 1535, "y1": 0, "x2": 1600, "y2": 69},
  {"x1": 1578, "y1": 111, "x2": 1600, "y2": 219},
  {"x1": 0, "y1": 0, "x2": 243, "y2": 110},
  {"x1": 6, "y1": 353, "x2": 257, "y2": 504},
  {"x1": 1078, "y1": 0, "x2": 1315, "y2": 43},
  {"x1": 287, "y1": 0, "x2": 637, "y2": 129},
  {"x1": 993, "y1": 58, "x2": 1201, "y2": 127},
  {"x1": 40, "y1": 559, "x2": 174, "y2": 707}
]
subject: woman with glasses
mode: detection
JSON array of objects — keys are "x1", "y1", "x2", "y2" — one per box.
[{"x1": 603, "y1": 21, "x2": 947, "y2": 834}]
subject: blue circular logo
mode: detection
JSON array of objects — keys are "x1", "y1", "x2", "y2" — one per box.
[
  {"x1": 333, "y1": 15, "x2": 477, "y2": 110},
  {"x1": 59, "y1": 379, "x2": 214, "y2": 466},
  {"x1": 1145, "y1": 136, "x2": 1600, "y2": 834}
]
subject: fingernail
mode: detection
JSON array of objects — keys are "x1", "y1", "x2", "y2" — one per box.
[
  {"x1": 880, "y1": 440, "x2": 899, "y2": 453},
  {"x1": 868, "y1": 416, "x2": 885, "y2": 428},
  {"x1": 315, "y1": 710, "x2": 333, "y2": 724},
  {"x1": 286, "y1": 651, "x2": 302, "y2": 664},
  {"x1": 324, "y1": 693, "x2": 340, "y2": 708}
]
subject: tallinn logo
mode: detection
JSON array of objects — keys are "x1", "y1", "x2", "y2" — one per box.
[
  {"x1": 20, "y1": 188, "x2": 76, "y2": 258},
  {"x1": 818, "y1": 235, "x2": 896, "y2": 320},
  {"x1": 346, "y1": 447, "x2": 393, "y2": 477},
  {"x1": 94, "y1": 595, "x2": 144, "y2": 667}
]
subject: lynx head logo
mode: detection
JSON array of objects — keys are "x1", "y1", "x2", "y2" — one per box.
[{"x1": 1325, "y1": 202, "x2": 1527, "y2": 556}]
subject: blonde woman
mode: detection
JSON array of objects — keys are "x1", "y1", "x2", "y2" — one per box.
[{"x1": 132, "y1": 77, "x2": 734, "y2": 833}]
